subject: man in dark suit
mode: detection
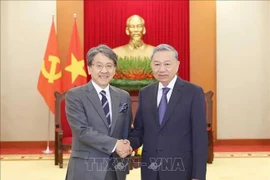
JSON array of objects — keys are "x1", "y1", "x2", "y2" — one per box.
[
  {"x1": 129, "y1": 44, "x2": 208, "y2": 180},
  {"x1": 65, "y1": 45, "x2": 133, "y2": 180}
]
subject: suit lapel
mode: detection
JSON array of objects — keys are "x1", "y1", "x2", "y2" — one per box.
[
  {"x1": 159, "y1": 77, "x2": 184, "y2": 131},
  {"x1": 150, "y1": 83, "x2": 160, "y2": 127},
  {"x1": 109, "y1": 87, "x2": 120, "y2": 135},
  {"x1": 85, "y1": 81, "x2": 109, "y2": 130}
]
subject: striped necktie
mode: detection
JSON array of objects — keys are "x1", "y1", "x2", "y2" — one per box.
[{"x1": 100, "y1": 90, "x2": 111, "y2": 131}]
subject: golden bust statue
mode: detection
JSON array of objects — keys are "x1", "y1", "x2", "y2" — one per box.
[
  {"x1": 110, "y1": 15, "x2": 156, "y2": 91},
  {"x1": 113, "y1": 15, "x2": 155, "y2": 58}
]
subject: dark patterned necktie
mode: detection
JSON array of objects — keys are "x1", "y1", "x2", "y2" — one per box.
[
  {"x1": 100, "y1": 90, "x2": 111, "y2": 131},
  {"x1": 158, "y1": 87, "x2": 170, "y2": 125}
]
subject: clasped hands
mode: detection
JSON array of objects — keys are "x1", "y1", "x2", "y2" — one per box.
[{"x1": 116, "y1": 139, "x2": 133, "y2": 158}]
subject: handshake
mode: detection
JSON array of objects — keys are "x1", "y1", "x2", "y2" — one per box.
[{"x1": 115, "y1": 139, "x2": 133, "y2": 158}]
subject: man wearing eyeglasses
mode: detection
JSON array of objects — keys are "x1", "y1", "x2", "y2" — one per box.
[
  {"x1": 65, "y1": 45, "x2": 133, "y2": 180},
  {"x1": 129, "y1": 44, "x2": 208, "y2": 180}
]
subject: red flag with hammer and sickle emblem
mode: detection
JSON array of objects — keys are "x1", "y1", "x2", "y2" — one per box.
[
  {"x1": 37, "y1": 19, "x2": 62, "y2": 114},
  {"x1": 62, "y1": 18, "x2": 87, "y2": 92}
]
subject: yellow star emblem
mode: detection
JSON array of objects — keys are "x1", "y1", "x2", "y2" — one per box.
[{"x1": 65, "y1": 53, "x2": 87, "y2": 83}]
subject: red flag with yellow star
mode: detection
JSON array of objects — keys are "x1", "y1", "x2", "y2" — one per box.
[
  {"x1": 37, "y1": 19, "x2": 62, "y2": 114},
  {"x1": 62, "y1": 19, "x2": 87, "y2": 92}
]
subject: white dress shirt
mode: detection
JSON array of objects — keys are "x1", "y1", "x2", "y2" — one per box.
[
  {"x1": 92, "y1": 81, "x2": 112, "y2": 121},
  {"x1": 92, "y1": 81, "x2": 117, "y2": 153},
  {"x1": 157, "y1": 75, "x2": 177, "y2": 107}
]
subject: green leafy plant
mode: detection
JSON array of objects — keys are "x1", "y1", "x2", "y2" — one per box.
[{"x1": 110, "y1": 56, "x2": 156, "y2": 91}]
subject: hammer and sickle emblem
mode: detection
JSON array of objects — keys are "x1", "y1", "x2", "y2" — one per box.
[{"x1": 41, "y1": 55, "x2": 62, "y2": 83}]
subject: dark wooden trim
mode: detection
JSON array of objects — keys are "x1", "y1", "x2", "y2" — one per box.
[
  {"x1": 1, "y1": 141, "x2": 55, "y2": 148},
  {"x1": 215, "y1": 139, "x2": 270, "y2": 146}
]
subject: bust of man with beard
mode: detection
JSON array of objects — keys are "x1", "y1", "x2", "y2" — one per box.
[{"x1": 113, "y1": 15, "x2": 155, "y2": 58}]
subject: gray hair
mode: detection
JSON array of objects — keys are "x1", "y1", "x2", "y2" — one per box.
[
  {"x1": 86, "y1": 44, "x2": 117, "y2": 66},
  {"x1": 150, "y1": 44, "x2": 178, "y2": 60}
]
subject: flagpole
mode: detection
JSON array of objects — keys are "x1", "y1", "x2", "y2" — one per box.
[
  {"x1": 42, "y1": 108, "x2": 53, "y2": 154},
  {"x1": 42, "y1": 14, "x2": 55, "y2": 154}
]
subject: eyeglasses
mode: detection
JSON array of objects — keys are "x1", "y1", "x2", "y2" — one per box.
[{"x1": 91, "y1": 63, "x2": 115, "y2": 71}]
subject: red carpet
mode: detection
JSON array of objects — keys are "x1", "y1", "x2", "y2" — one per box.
[
  {"x1": 0, "y1": 147, "x2": 70, "y2": 155},
  {"x1": 1, "y1": 145, "x2": 270, "y2": 155}
]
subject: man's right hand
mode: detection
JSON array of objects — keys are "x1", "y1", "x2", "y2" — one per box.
[{"x1": 116, "y1": 139, "x2": 133, "y2": 158}]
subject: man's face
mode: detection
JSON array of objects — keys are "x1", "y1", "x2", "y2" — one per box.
[
  {"x1": 126, "y1": 17, "x2": 145, "y2": 41},
  {"x1": 151, "y1": 51, "x2": 179, "y2": 86},
  {"x1": 88, "y1": 53, "x2": 116, "y2": 89}
]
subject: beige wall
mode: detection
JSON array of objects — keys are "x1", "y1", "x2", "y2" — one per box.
[
  {"x1": 1, "y1": 1, "x2": 56, "y2": 141},
  {"x1": 269, "y1": 1, "x2": 270, "y2": 137},
  {"x1": 216, "y1": 1, "x2": 270, "y2": 139}
]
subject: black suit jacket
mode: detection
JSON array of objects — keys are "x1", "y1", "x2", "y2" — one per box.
[{"x1": 129, "y1": 77, "x2": 208, "y2": 180}]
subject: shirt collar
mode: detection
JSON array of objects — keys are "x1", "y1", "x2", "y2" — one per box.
[
  {"x1": 158, "y1": 75, "x2": 177, "y2": 91},
  {"x1": 92, "y1": 81, "x2": 110, "y2": 95}
]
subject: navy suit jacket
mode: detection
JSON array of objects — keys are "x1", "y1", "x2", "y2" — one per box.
[{"x1": 129, "y1": 77, "x2": 208, "y2": 180}]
